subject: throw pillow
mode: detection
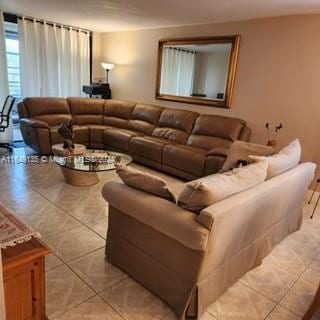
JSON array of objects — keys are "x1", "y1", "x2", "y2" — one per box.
[
  {"x1": 116, "y1": 164, "x2": 176, "y2": 202},
  {"x1": 178, "y1": 160, "x2": 268, "y2": 213},
  {"x1": 222, "y1": 140, "x2": 274, "y2": 172},
  {"x1": 249, "y1": 139, "x2": 301, "y2": 179}
]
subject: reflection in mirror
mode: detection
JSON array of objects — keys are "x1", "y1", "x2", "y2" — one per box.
[
  {"x1": 156, "y1": 36, "x2": 240, "y2": 108},
  {"x1": 160, "y1": 43, "x2": 232, "y2": 100}
]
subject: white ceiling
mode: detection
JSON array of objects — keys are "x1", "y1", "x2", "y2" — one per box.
[{"x1": 1, "y1": 0, "x2": 320, "y2": 32}]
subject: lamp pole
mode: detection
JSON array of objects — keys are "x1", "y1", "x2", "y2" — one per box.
[{"x1": 106, "y1": 69, "x2": 109, "y2": 84}]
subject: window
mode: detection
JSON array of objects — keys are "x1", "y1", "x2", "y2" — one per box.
[
  {"x1": 4, "y1": 21, "x2": 21, "y2": 102},
  {"x1": 4, "y1": 20, "x2": 23, "y2": 141}
]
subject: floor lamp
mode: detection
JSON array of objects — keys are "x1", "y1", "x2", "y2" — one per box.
[{"x1": 101, "y1": 62, "x2": 114, "y2": 84}]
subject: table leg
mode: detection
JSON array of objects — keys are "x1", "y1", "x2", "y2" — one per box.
[{"x1": 308, "y1": 178, "x2": 320, "y2": 204}]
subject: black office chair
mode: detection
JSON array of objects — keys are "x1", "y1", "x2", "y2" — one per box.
[{"x1": 0, "y1": 95, "x2": 16, "y2": 151}]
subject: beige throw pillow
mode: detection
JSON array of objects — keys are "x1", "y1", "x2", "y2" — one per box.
[
  {"x1": 178, "y1": 160, "x2": 268, "y2": 213},
  {"x1": 116, "y1": 164, "x2": 176, "y2": 202},
  {"x1": 249, "y1": 139, "x2": 301, "y2": 179},
  {"x1": 222, "y1": 140, "x2": 274, "y2": 172}
]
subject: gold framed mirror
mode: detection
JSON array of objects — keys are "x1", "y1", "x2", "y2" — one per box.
[{"x1": 155, "y1": 35, "x2": 240, "y2": 109}]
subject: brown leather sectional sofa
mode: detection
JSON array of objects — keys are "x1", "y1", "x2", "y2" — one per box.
[{"x1": 18, "y1": 97, "x2": 251, "y2": 179}]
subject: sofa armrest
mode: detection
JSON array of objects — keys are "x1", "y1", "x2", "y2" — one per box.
[
  {"x1": 20, "y1": 118, "x2": 50, "y2": 129},
  {"x1": 206, "y1": 147, "x2": 229, "y2": 157},
  {"x1": 102, "y1": 181, "x2": 209, "y2": 251}
]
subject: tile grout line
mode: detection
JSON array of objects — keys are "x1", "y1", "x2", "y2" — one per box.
[
  {"x1": 6, "y1": 162, "x2": 320, "y2": 320},
  {"x1": 47, "y1": 251, "x2": 128, "y2": 320},
  {"x1": 274, "y1": 248, "x2": 320, "y2": 318},
  {"x1": 9, "y1": 165, "x2": 132, "y2": 320},
  {"x1": 46, "y1": 245, "x2": 106, "y2": 267},
  {"x1": 8, "y1": 164, "x2": 108, "y2": 240}
]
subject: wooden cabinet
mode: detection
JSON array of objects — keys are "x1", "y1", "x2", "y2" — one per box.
[{"x1": 2, "y1": 239, "x2": 51, "y2": 320}]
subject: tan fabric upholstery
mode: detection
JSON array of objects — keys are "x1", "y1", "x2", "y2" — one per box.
[
  {"x1": 178, "y1": 160, "x2": 268, "y2": 212},
  {"x1": 116, "y1": 165, "x2": 176, "y2": 201},
  {"x1": 222, "y1": 140, "x2": 274, "y2": 172},
  {"x1": 18, "y1": 97, "x2": 251, "y2": 179},
  {"x1": 102, "y1": 181, "x2": 209, "y2": 251},
  {"x1": 238, "y1": 125, "x2": 252, "y2": 141},
  {"x1": 103, "y1": 162, "x2": 316, "y2": 320},
  {"x1": 250, "y1": 139, "x2": 302, "y2": 179}
]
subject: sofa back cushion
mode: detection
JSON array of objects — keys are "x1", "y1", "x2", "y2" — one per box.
[
  {"x1": 127, "y1": 104, "x2": 163, "y2": 134},
  {"x1": 178, "y1": 160, "x2": 268, "y2": 213},
  {"x1": 152, "y1": 108, "x2": 198, "y2": 144},
  {"x1": 250, "y1": 139, "x2": 302, "y2": 179},
  {"x1": 23, "y1": 97, "x2": 71, "y2": 126},
  {"x1": 222, "y1": 141, "x2": 274, "y2": 172},
  {"x1": 103, "y1": 100, "x2": 136, "y2": 128},
  {"x1": 116, "y1": 164, "x2": 176, "y2": 202},
  {"x1": 67, "y1": 98, "x2": 104, "y2": 125},
  {"x1": 186, "y1": 115, "x2": 246, "y2": 150}
]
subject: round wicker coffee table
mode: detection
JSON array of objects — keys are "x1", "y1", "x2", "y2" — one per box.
[{"x1": 54, "y1": 149, "x2": 132, "y2": 186}]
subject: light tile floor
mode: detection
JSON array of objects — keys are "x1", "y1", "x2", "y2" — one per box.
[{"x1": 1, "y1": 147, "x2": 320, "y2": 320}]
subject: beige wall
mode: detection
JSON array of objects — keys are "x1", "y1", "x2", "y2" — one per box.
[
  {"x1": 92, "y1": 32, "x2": 104, "y2": 81},
  {"x1": 96, "y1": 15, "x2": 320, "y2": 163}
]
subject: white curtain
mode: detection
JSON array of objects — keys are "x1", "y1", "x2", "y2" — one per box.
[
  {"x1": 0, "y1": 11, "x2": 13, "y2": 145},
  {"x1": 18, "y1": 17, "x2": 90, "y2": 97},
  {"x1": 160, "y1": 47, "x2": 195, "y2": 97},
  {"x1": 0, "y1": 12, "x2": 7, "y2": 320}
]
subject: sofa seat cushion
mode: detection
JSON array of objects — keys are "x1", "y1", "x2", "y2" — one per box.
[
  {"x1": 163, "y1": 144, "x2": 207, "y2": 177},
  {"x1": 129, "y1": 136, "x2": 173, "y2": 162},
  {"x1": 49, "y1": 125, "x2": 89, "y2": 145},
  {"x1": 103, "y1": 128, "x2": 143, "y2": 152},
  {"x1": 87, "y1": 125, "x2": 109, "y2": 145}
]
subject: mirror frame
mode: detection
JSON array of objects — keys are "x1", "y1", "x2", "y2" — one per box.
[{"x1": 155, "y1": 35, "x2": 240, "y2": 109}]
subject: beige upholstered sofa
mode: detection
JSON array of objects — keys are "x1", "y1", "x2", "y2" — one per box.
[{"x1": 102, "y1": 162, "x2": 316, "y2": 319}]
